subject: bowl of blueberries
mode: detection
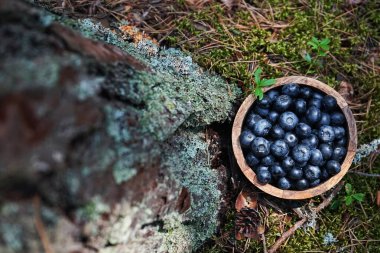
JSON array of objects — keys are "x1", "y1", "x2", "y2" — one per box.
[{"x1": 232, "y1": 76, "x2": 357, "y2": 199}]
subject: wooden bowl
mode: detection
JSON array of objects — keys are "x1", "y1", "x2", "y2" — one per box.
[{"x1": 232, "y1": 76, "x2": 357, "y2": 199}]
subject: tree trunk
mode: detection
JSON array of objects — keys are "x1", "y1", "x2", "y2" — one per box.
[{"x1": 0, "y1": 0, "x2": 240, "y2": 252}]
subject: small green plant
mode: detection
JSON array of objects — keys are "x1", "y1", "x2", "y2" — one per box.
[
  {"x1": 331, "y1": 183, "x2": 365, "y2": 209},
  {"x1": 304, "y1": 37, "x2": 331, "y2": 63},
  {"x1": 252, "y1": 67, "x2": 276, "y2": 100}
]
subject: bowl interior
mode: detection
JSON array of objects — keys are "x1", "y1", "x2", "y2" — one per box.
[{"x1": 232, "y1": 76, "x2": 357, "y2": 199}]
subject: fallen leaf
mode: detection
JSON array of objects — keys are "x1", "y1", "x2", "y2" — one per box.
[
  {"x1": 221, "y1": 0, "x2": 238, "y2": 9},
  {"x1": 377, "y1": 191, "x2": 380, "y2": 207},
  {"x1": 235, "y1": 188, "x2": 258, "y2": 211},
  {"x1": 338, "y1": 80, "x2": 354, "y2": 102}
]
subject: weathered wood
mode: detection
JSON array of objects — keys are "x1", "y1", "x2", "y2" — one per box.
[{"x1": 232, "y1": 76, "x2": 357, "y2": 200}]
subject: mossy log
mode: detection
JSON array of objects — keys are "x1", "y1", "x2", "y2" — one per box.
[{"x1": 0, "y1": 1, "x2": 240, "y2": 252}]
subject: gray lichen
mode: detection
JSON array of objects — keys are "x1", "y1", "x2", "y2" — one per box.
[{"x1": 353, "y1": 138, "x2": 380, "y2": 164}]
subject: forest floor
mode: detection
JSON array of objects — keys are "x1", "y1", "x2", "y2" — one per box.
[{"x1": 36, "y1": 0, "x2": 380, "y2": 252}]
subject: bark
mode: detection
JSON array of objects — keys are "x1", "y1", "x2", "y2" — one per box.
[{"x1": 0, "y1": 1, "x2": 240, "y2": 252}]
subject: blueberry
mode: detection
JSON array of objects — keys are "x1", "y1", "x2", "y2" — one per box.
[
  {"x1": 331, "y1": 146, "x2": 347, "y2": 162},
  {"x1": 318, "y1": 125, "x2": 335, "y2": 143},
  {"x1": 277, "y1": 177, "x2": 291, "y2": 190},
  {"x1": 282, "y1": 83, "x2": 300, "y2": 97},
  {"x1": 282, "y1": 156, "x2": 295, "y2": 171},
  {"x1": 271, "y1": 125, "x2": 285, "y2": 139},
  {"x1": 312, "y1": 92, "x2": 324, "y2": 100},
  {"x1": 309, "y1": 149, "x2": 324, "y2": 166},
  {"x1": 270, "y1": 140, "x2": 289, "y2": 158},
  {"x1": 326, "y1": 160, "x2": 341, "y2": 175},
  {"x1": 330, "y1": 112, "x2": 345, "y2": 126},
  {"x1": 304, "y1": 165, "x2": 321, "y2": 180},
  {"x1": 295, "y1": 123, "x2": 312, "y2": 138},
  {"x1": 295, "y1": 161, "x2": 308, "y2": 168},
  {"x1": 240, "y1": 130, "x2": 255, "y2": 148},
  {"x1": 317, "y1": 113, "x2": 331, "y2": 127},
  {"x1": 319, "y1": 144, "x2": 333, "y2": 160},
  {"x1": 253, "y1": 119, "x2": 272, "y2": 137},
  {"x1": 251, "y1": 137, "x2": 271, "y2": 157},
  {"x1": 268, "y1": 111, "x2": 279, "y2": 123},
  {"x1": 255, "y1": 106, "x2": 270, "y2": 117},
  {"x1": 321, "y1": 169, "x2": 330, "y2": 180},
  {"x1": 289, "y1": 167, "x2": 303, "y2": 180},
  {"x1": 245, "y1": 113, "x2": 262, "y2": 130},
  {"x1": 257, "y1": 170, "x2": 272, "y2": 184},
  {"x1": 292, "y1": 144, "x2": 311, "y2": 163},
  {"x1": 266, "y1": 89, "x2": 280, "y2": 103},
  {"x1": 294, "y1": 99, "x2": 307, "y2": 115},
  {"x1": 309, "y1": 179, "x2": 321, "y2": 187},
  {"x1": 300, "y1": 87, "x2": 312, "y2": 99},
  {"x1": 308, "y1": 98, "x2": 322, "y2": 108},
  {"x1": 256, "y1": 95, "x2": 271, "y2": 108},
  {"x1": 274, "y1": 95, "x2": 292, "y2": 112},
  {"x1": 279, "y1": 111, "x2": 299, "y2": 130},
  {"x1": 296, "y1": 179, "x2": 309, "y2": 190},
  {"x1": 261, "y1": 155, "x2": 276, "y2": 166},
  {"x1": 245, "y1": 153, "x2": 260, "y2": 167},
  {"x1": 333, "y1": 126, "x2": 346, "y2": 139},
  {"x1": 335, "y1": 138, "x2": 347, "y2": 147},
  {"x1": 301, "y1": 134, "x2": 319, "y2": 149},
  {"x1": 306, "y1": 106, "x2": 321, "y2": 125},
  {"x1": 322, "y1": 95, "x2": 337, "y2": 110},
  {"x1": 284, "y1": 132, "x2": 298, "y2": 147},
  {"x1": 270, "y1": 164, "x2": 286, "y2": 178}
]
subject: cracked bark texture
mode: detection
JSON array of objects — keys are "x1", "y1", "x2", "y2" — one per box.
[{"x1": 0, "y1": 0, "x2": 240, "y2": 252}]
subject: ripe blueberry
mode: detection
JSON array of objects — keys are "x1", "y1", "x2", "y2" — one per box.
[
  {"x1": 274, "y1": 95, "x2": 292, "y2": 112},
  {"x1": 245, "y1": 113, "x2": 262, "y2": 130},
  {"x1": 333, "y1": 126, "x2": 346, "y2": 139},
  {"x1": 279, "y1": 111, "x2": 299, "y2": 130},
  {"x1": 306, "y1": 106, "x2": 321, "y2": 125},
  {"x1": 317, "y1": 113, "x2": 331, "y2": 127},
  {"x1": 318, "y1": 125, "x2": 335, "y2": 143},
  {"x1": 319, "y1": 144, "x2": 333, "y2": 160},
  {"x1": 326, "y1": 160, "x2": 341, "y2": 175},
  {"x1": 295, "y1": 123, "x2": 312, "y2": 138},
  {"x1": 268, "y1": 111, "x2": 279, "y2": 123},
  {"x1": 270, "y1": 140, "x2": 289, "y2": 158},
  {"x1": 284, "y1": 132, "x2": 298, "y2": 147},
  {"x1": 294, "y1": 99, "x2": 307, "y2": 115},
  {"x1": 300, "y1": 87, "x2": 312, "y2": 99},
  {"x1": 322, "y1": 95, "x2": 337, "y2": 110},
  {"x1": 253, "y1": 119, "x2": 272, "y2": 137},
  {"x1": 292, "y1": 144, "x2": 311, "y2": 163},
  {"x1": 271, "y1": 125, "x2": 285, "y2": 139},
  {"x1": 277, "y1": 177, "x2": 291, "y2": 190},
  {"x1": 331, "y1": 146, "x2": 347, "y2": 162},
  {"x1": 257, "y1": 170, "x2": 272, "y2": 184},
  {"x1": 240, "y1": 130, "x2": 255, "y2": 148},
  {"x1": 245, "y1": 153, "x2": 260, "y2": 167},
  {"x1": 335, "y1": 138, "x2": 347, "y2": 147},
  {"x1": 251, "y1": 137, "x2": 270, "y2": 157},
  {"x1": 330, "y1": 112, "x2": 345, "y2": 126},
  {"x1": 289, "y1": 167, "x2": 303, "y2": 180},
  {"x1": 312, "y1": 92, "x2": 324, "y2": 100},
  {"x1": 321, "y1": 169, "x2": 329, "y2": 180},
  {"x1": 304, "y1": 165, "x2": 321, "y2": 180},
  {"x1": 309, "y1": 149, "x2": 324, "y2": 166},
  {"x1": 282, "y1": 156, "x2": 295, "y2": 171},
  {"x1": 256, "y1": 95, "x2": 271, "y2": 108},
  {"x1": 309, "y1": 179, "x2": 321, "y2": 187},
  {"x1": 301, "y1": 134, "x2": 319, "y2": 149},
  {"x1": 296, "y1": 179, "x2": 309, "y2": 190},
  {"x1": 270, "y1": 164, "x2": 286, "y2": 178},
  {"x1": 255, "y1": 106, "x2": 270, "y2": 117},
  {"x1": 308, "y1": 98, "x2": 322, "y2": 108},
  {"x1": 282, "y1": 83, "x2": 300, "y2": 97}
]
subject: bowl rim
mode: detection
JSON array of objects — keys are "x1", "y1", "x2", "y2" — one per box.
[{"x1": 231, "y1": 76, "x2": 357, "y2": 199}]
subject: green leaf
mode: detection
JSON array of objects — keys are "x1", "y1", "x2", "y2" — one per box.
[
  {"x1": 345, "y1": 196, "x2": 354, "y2": 206},
  {"x1": 304, "y1": 53, "x2": 312, "y2": 63},
  {"x1": 320, "y1": 38, "x2": 331, "y2": 46},
  {"x1": 352, "y1": 193, "x2": 365, "y2": 202},
  {"x1": 260, "y1": 79, "x2": 276, "y2": 87},
  {"x1": 254, "y1": 88, "x2": 263, "y2": 100},
  {"x1": 318, "y1": 51, "x2": 328, "y2": 57},
  {"x1": 330, "y1": 199, "x2": 341, "y2": 210},
  {"x1": 345, "y1": 183, "x2": 352, "y2": 194},
  {"x1": 312, "y1": 37, "x2": 320, "y2": 44},
  {"x1": 307, "y1": 41, "x2": 318, "y2": 50},
  {"x1": 254, "y1": 67, "x2": 262, "y2": 85}
]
